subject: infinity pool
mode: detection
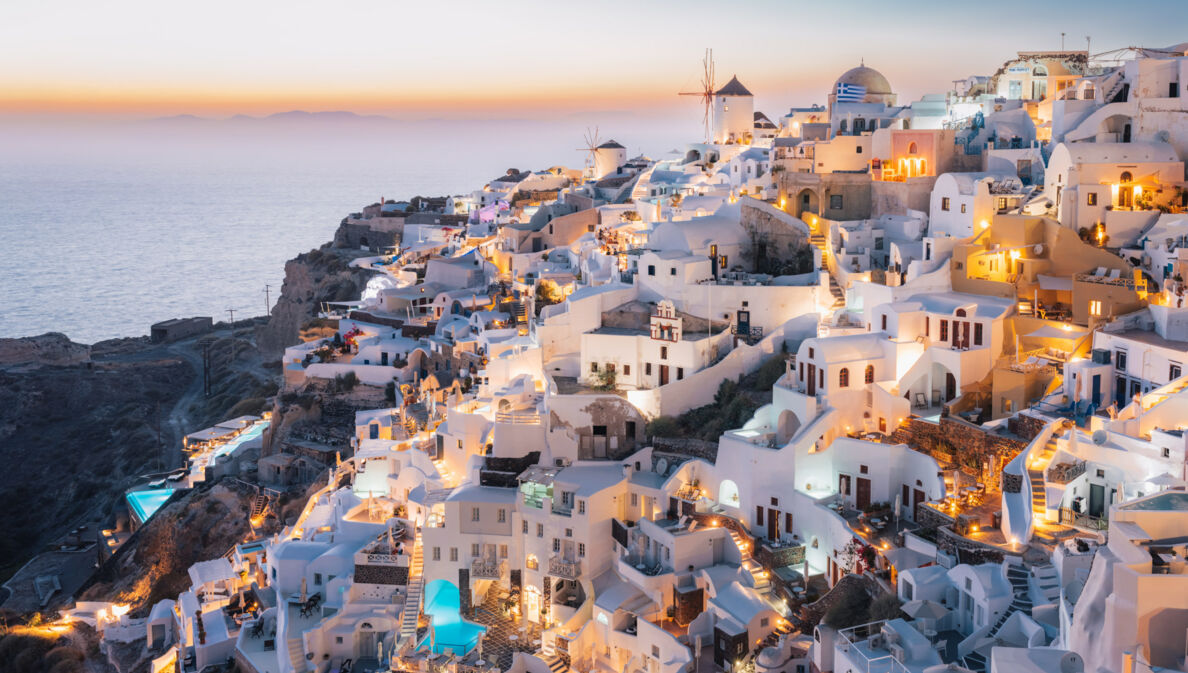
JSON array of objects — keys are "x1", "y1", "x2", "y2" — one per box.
[
  {"x1": 127, "y1": 488, "x2": 175, "y2": 525},
  {"x1": 420, "y1": 580, "x2": 486, "y2": 655},
  {"x1": 212, "y1": 421, "x2": 269, "y2": 459}
]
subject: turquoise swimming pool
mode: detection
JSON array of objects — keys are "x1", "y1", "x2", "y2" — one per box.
[
  {"x1": 127, "y1": 488, "x2": 175, "y2": 524},
  {"x1": 212, "y1": 421, "x2": 269, "y2": 459},
  {"x1": 1119, "y1": 491, "x2": 1188, "y2": 511},
  {"x1": 420, "y1": 580, "x2": 486, "y2": 655}
]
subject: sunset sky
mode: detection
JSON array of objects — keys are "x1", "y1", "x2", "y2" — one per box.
[{"x1": 3, "y1": 0, "x2": 1187, "y2": 120}]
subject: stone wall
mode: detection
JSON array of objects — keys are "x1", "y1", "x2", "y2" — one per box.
[
  {"x1": 334, "y1": 221, "x2": 400, "y2": 252},
  {"x1": 935, "y1": 527, "x2": 1005, "y2": 565},
  {"x1": 914, "y1": 503, "x2": 955, "y2": 530},
  {"x1": 651, "y1": 439, "x2": 719, "y2": 462},
  {"x1": 871, "y1": 177, "x2": 936, "y2": 218},
  {"x1": 1008, "y1": 412, "x2": 1047, "y2": 441},
  {"x1": 889, "y1": 416, "x2": 1025, "y2": 489},
  {"x1": 739, "y1": 198, "x2": 812, "y2": 272},
  {"x1": 673, "y1": 585, "x2": 704, "y2": 626},
  {"x1": 354, "y1": 563, "x2": 408, "y2": 585},
  {"x1": 799, "y1": 572, "x2": 875, "y2": 630}
]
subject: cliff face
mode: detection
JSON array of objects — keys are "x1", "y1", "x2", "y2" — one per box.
[
  {"x1": 0, "y1": 332, "x2": 91, "y2": 368},
  {"x1": 256, "y1": 242, "x2": 374, "y2": 358}
]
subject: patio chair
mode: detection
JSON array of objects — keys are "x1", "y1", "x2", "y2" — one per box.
[{"x1": 914, "y1": 393, "x2": 927, "y2": 409}]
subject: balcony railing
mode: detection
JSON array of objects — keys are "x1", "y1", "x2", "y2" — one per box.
[
  {"x1": 470, "y1": 558, "x2": 507, "y2": 579},
  {"x1": 548, "y1": 556, "x2": 581, "y2": 579},
  {"x1": 1047, "y1": 460, "x2": 1087, "y2": 485},
  {"x1": 495, "y1": 410, "x2": 542, "y2": 425},
  {"x1": 1075, "y1": 272, "x2": 1136, "y2": 289}
]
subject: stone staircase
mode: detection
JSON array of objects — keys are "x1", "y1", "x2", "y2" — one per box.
[
  {"x1": 962, "y1": 563, "x2": 1033, "y2": 672},
  {"x1": 398, "y1": 537, "x2": 425, "y2": 647},
  {"x1": 250, "y1": 493, "x2": 270, "y2": 519},
  {"x1": 1032, "y1": 563, "x2": 1060, "y2": 603},
  {"x1": 728, "y1": 528, "x2": 771, "y2": 596},
  {"x1": 287, "y1": 635, "x2": 310, "y2": 673},
  {"x1": 1028, "y1": 438, "x2": 1057, "y2": 536},
  {"x1": 542, "y1": 655, "x2": 570, "y2": 673}
]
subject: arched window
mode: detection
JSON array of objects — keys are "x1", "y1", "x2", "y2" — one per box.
[
  {"x1": 1120, "y1": 171, "x2": 1133, "y2": 183},
  {"x1": 865, "y1": 365, "x2": 875, "y2": 384},
  {"x1": 908, "y1": 142, "x2": 918, "y2": 155},
  {"x1": 1032, "y1": 65, "x2": 1048, "y2": 76},
  {"x1": 956, "y1": 308, "x2": 967, "y2": 317},
  {"x1": 839, "y1": 119, "x2": 848, "y2": 134},
  {"x1": 839, "y1": 368, "x2": 850, "y2": 388}
]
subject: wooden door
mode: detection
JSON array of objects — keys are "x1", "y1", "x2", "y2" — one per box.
[
  {"x1": 807, "y1": 364, "x2": 816, "y2": 395},
  {"x1": 962, "y1": 322, "x2": 970, "y2": 349},
  {"x1": 946, "y1": 372, "x2": 957, "y2": 401},
  {"x1": 902, "y1": 484, "x2": 910, "y2": 517},
  {"x1": 856, "y1": 478, "x2": 871, "y2": 510},
  {"x1": 913, "y1": 489, "x2": 926, "y2": 516},
  {"x1": 659, "y1": 365, "x2": 669, "y2": 386},
  {"x1": 767, "y1": 508, "x2": 778, "y2": 540}
]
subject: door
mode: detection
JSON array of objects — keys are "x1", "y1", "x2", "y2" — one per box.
[
  {"x1": 668, "y1": 497, "x2": 679, "y2": 519},
  {"x1": 913, "y1": 489, "x2": 926, "y2": 518},
  {"x1": 1089, "y1": 483, "x2": 1105, "y2": 518},
  {"x1": 902, "y1": 485, "x2": 910, "y2": 518},
  {"x1": 856, "y1": 478, "x2": 872, "y2": 510},
  {"x1": 945, "y1": 372, "x2": 957, "y2": 401},
  {"x1": 524, "y1": 585, "x2": 541, "y2": 624},
  {"x1": 659, "y1": 365, "x2": 670, "y2": 386},
  {"x1": 807, "y1": 364, "x2": 817, "y2": 395},
  {"x1": 1116, "y1": 376, "x2": 1128, "y2": 407},
  {"x1": 962, "y1": 322, "x2": 970, "y2": 349},
  {"x1": 381, "y1": 352, "x2": 389, "y2": 366},
  {"x1": 767, "y1": 508, "x2": 778, "y2": 540},
  {"x1": 1092, "y1": 375, "x2": 1102, "y2": 406}
]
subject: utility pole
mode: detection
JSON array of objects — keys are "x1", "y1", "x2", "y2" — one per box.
[
  {"x1": 264, "y1": 284, "x2": 271, "y2": 318},
  {"x1": 226, "y1": 307, "x2": 237, "y2": 364}
]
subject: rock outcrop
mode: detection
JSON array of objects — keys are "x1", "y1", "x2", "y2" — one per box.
[
  {"x1": 256, "y1": 243, "x2": 373, "y2": 358},
  {"x1": 0, "y1": 332, "x2": 91, "y2": 368}
]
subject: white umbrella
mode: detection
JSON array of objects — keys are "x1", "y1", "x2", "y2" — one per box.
[
  {"x1": 300, "y1": 577, "x2": 307, "y2": 604},
  {"x1": 893, "y1": 492, "x2": 902, "y2": 525},
  {"x1": 902, "y1": 599, "x2": 949, "y2": 621},
  {"x1": 1146, "y1": 472, "x2": 1186, "y2": 490}
]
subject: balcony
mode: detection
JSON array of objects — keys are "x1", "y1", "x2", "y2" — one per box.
[
  {"x1": 495, "y1": 409, "x2": 542, "y2": 425},
  {"x1": 548, "y1": 556, "x2": 581, "y2": 579},
  {"x1": 470, "y1": 558, "x2": 507, "y2": 580},
  {"x1": 1075, "y1": 271, "x2": 1136, "y2": 290}
]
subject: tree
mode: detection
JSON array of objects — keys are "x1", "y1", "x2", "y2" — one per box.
[{"x1": 535, "y1": 279, "x2": 563, "y2": 312}]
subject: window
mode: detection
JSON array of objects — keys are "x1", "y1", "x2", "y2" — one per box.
[
  {"x1": 925, "y1": 316, "x2": 930, "y2": 337},
  {"x1": 1003, "y1": 398, "x2": 1013, "y2": 412},
  {"x1": 433, "y1": 547, "x2": 441, "y2": 561},
  {"x1": 860, "y1": 464, "x2": 868, "y2": 474},
  {"x1": 809, "y1": 347, "x2": 814, "y2": 359},
  {"x1": 1116, "y1": 350, "x2": 1128, "y2": 371},
  {"x1": 578, "y1": 500, "x2": 586, "y2": 514},
  {"x1": 1090, "y1": 300, "x2": 1103, "y2": 317},
  {"x1": 1171, "y1": 362, "x2": 1181, "y2": 380},
  {"x1": 960, "y1": 204, "x2": 967, "y2": 213},
  {"x1": 450, "y1": 548, "x2": 458, "y2": 562},
  {"x1": 838, "y1": 368, "x2": 849, "y2": 388},
  {"x1": 908, "y1": 142, "x2": 918, "y2": 155},
  {"x1": 941, "y1": 197, "x2": 951, "y2": 211},
  {"x1": 336, "y1": 636, "x2": 343, "y2": 645},
  {"x1": 830, "y1": 194, "x2": 843, "y2": 210},
  {"x1": 472, "y1": 543, "x2": 480, "y2": 557},
  {"x1": 856, "y1": 146, "x2": 863, "y2": 154},
  {"x1": 500, "y1": 544, "x2": 508, "y2": 558},
  {"x1": 670, "y1": 267, "x2": 676, "y2": 276},
  {"x1": 622, "y1": 364, "x2": 630, "y2": 376},
  {"x1": 865, "y1": 365, "x2": 874, "y2": 384},
  {"x1": 472, "y1": 507, "x2": 480, "y2": 522},
  {"x1": 761, "y1": 617, "x2": 770, "y2": 628},
  {"x1": 1096, "y1": 469, "x2": 1105, "y2": 478},
  {"x1": 647, "y1": 265, "x2": 655, "y2": 276},
  {"x1": 314, "y1": 573, "x2": 323, "y2": 586},
  {"x1": 590, "y1": 362, "x2": 599, "y2": 373},
  {"x1": 498, "y1": 508, "x2": 506, "y2": 523},
  {"x1": 1162, "y1": 447, "x2": 1171, "y2": 458},
  {"x1": 881, "y1": 314, "x2": 887, "y2": 331},
  {"x1": 645, "y1": 362, "x2": 652, "y2": 375},
  {"x1": 537, "y1": 523, "x2": 544, "y2": 538},
  {"x1": 526, "y1": 554, "x2": 538, "y2": 570},
  {"x1": 522, "y1": 520, "x2": 528, "y2": 534},
  {"x1": 660, "y1": 346, "x2": 668, "y2": 359},
  {"x1": 677, "y1": 367, "x2": 684, "y2": 380},
  {"x1": 997, "y1": 197, "x2": 1008, "y2": 211},
  {"x1": 631, "y1": 493, "x2": 639, "y2": 506},
  {"x1": 940, "y1": 320, "x2": 949, "y2": 341},
  {"x1": 771, "y1": 496, "x2": 779, "y2": 506},
  {"x1": 819, "y1": 369, "x2": 824, "y2": 388},
  {"x1": 565, "y1": 528, "x2": 573, "y2": 538},
  {"x1": 552, "y1": 538, "x2": 560, "y2": 552},
  {"x1": 974, "y1": 323, "x2": 983, "y2": 346},
  {"x1": 1087, "y1": 192, "x2": 1097, "y2": 206},
  {"x1": 579, "y1": 543, "x2": 586, "y2": 557}
]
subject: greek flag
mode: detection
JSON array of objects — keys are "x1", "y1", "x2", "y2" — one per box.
[{"x1": 835, "y1": 82, "x2": 866, "y2": 102}]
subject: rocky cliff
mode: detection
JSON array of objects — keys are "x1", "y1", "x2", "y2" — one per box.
[
  {"x1": 255, "y1": 242, "x2": 374, "y2": 358},
  {"x1": 0, "y1": 332, "x2": 91, "y2": 369}
]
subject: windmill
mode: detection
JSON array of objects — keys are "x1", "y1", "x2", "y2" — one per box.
[
  {"x1": 577, "y1": 126, "x2": 601, "y2": 179},
  {"x1": 679, "y1": 48, "x2": 716, "y2": 142}
]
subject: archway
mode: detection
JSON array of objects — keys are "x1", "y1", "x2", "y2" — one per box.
[
  {"x1": 776, "y1": 410, "x2": 801, "y2": 444},
  {"x1": 1100, "y1": 114, "x2": 1134, "y2": 143},
  {"x1": 794, "y1": 188, "x2": 820, "y2": 219},
  {"x1": 718, "y1": 479, "x2": 741, "y2": 509}
]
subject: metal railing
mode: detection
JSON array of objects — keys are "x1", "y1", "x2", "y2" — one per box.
[
  {"x1": 548, "y1": 556, "x2": 581, "y2": 579},
  {"x1": 470, "y1": 558, "x2": 507, "y2": 579}
]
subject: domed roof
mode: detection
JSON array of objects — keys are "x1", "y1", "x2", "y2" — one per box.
[{"x1": 834, "y1": 64, "x2": 892, "y2": 95}]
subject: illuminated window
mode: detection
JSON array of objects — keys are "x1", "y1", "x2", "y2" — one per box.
[
  {"x1": 1090, "y1": 300, "x2": 1103, "y2": 317},
  {"x1": 839, "y1": 368, "x2": 849, "y2": 388},
  {"x1": 940, "y1": 320, "x2": 949, "y2": 341},
  {"x1": 941, "y1": 197, "x2": 951, "y2": 211},
  {"x1": 865, "y1": 365, "x2": 875, "y2": 384},
  {"x1": 1087, "y1": 192, "x2": 1097, "y2": 206}
]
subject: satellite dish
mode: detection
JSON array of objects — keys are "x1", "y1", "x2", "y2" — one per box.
[
  {"x1": 1092, "y1": 429, "x2": 1108, "y2": 445},
  {"x1": 655, "y1": 457, "x2": 669, "y2": 475},
  {"x1": 1033, "y1": 243, "x2": 1043, "y2": 256}
]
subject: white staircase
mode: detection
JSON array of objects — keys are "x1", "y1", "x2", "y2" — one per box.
[
  {"x1": 543, "y1": 655, "x2": 570, "y2": 673},
  {"x1": 1032, "y1": 563, "x2": 1060, "y2": 603},
  {"x1": 728, "y1": 527, "x2": 770, "y2": 595},
  {"x1": 398, "y1": 537, "x2": 425, "y2": 647},
  {"x1": 287, "y1": 635, "x2": 310, "y2": 673}
]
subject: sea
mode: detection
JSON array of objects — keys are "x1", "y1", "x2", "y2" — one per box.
[{"x1": 0, "y1": 115, "x2": 690, "y2": 343}]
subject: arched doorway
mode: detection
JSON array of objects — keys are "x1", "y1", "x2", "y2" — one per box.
[
  {"x1": 718, "y1": 479, "x2": 741, "y2": 509},
  {"x1": 794, "y1": 188, "x2": 819, "y2": 219},
  {"x1": 523, "y1": 584, "x2": 542, "y2": 624},
  {"x1": 1119, "y1": 171, "x2": 1134, "y2": 208}
]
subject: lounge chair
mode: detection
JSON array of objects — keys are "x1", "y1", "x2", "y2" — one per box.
[{"x1": 914, "y1": 393, "x2": 927, "y2": 409}]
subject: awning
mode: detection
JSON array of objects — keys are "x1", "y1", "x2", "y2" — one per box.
[{"x1": 1036, "y1": 274, "x2": 1073, "y2": 291}]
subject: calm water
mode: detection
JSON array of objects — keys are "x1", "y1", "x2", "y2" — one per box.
[{"x1": 0, "y1": 116, "x2": 688, "y2": 343}]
